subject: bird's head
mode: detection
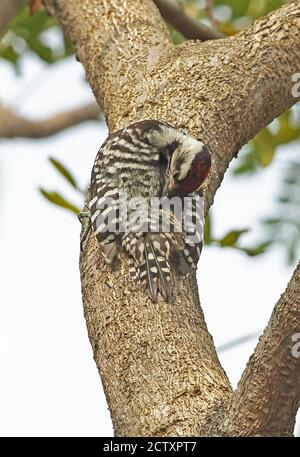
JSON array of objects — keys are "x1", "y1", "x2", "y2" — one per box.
[
  {"x1": 141, "y1": 120, "x2": 211, "y2": 197},
  {"x1": 162, "y1": 134, "x2": 211, "y2": 197}
]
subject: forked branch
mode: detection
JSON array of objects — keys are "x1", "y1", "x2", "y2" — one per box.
[{"x1": 43, "y1": 0, "x2": 300, "y2": 436}]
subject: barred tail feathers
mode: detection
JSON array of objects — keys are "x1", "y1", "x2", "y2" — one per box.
[
  {"x1": 181, "y1": 192, "x2": 204, "y2": 270},
  {"x1": 123, "y1": 233, "x2": 171, "y2": 302},
  {"x1": 147, "y1": 235, "x2": 171, "y2": 302}
]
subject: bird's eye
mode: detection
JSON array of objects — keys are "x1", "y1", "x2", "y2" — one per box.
[{"x1": 173, "y1": 171, "x2": 180, "y2": 182}]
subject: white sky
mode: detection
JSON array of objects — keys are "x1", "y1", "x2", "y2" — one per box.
[{"x1": 0, "y1": 53, "x2": 299, "y2": 437}]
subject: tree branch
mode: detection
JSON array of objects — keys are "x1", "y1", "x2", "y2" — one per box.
[
  {"x1": 43, "y1": 0, "x2": 300, "y2": 436},
  {"x1": 0, "y1": 0, "x2": 27, "y2": 34},
  {"x1": 205, "y1": 0, "x2": 217, "y2": 28},
  {"x1": 224, "y1": 261, "x2": 300, "y2": 437},
  {"x1": 153, "y1": 0, "x2": 223, "y2": 41},
  {"x1": 0, "y1": 102, "x2": 101, "y2": 139}
]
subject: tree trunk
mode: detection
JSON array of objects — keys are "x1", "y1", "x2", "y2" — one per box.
[{"x1": 43, "y1": 0, "x2": 300, "y2": 436}]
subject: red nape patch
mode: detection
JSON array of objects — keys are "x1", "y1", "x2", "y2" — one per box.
[
  {"x1": 178, "y1": 155, "x2": 211, "y2": 194},
  {"x1": 29, "y1": 0, "x2": 42, "y2": 15}
]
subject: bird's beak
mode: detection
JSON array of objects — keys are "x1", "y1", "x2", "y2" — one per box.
[
  {"x1": 162, "y1": 178, "x2": 178, "y2": 198},
  {"x1": 161, "y1": 183, "x2": 169, "y2": 198}
]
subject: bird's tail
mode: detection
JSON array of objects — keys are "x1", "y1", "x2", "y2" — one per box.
[{"x1": 124, "y1": 233, "x2": 171, "y2": 302}]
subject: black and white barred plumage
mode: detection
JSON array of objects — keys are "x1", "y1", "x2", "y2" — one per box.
[{"x1": 86, "y1": 120, "x2": 211, "y2": 302}]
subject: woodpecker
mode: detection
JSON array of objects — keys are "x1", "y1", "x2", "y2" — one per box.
[{"x1": 84, "y1": 120, "x2": 211, "y2": 302}]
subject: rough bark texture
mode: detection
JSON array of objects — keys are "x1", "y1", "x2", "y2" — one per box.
[
  {"x1": 0, "y1": 103, "x2": 100, "y2": 138},
  {"x1": 43, "y1": 0, "x2": 300, "y2": 436},
  {"x1": 224, "y1": 262, "x2": 300, "y2": 437}
]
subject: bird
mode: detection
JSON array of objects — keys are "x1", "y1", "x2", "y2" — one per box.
[{"x1": 83, "y1": 119, "x2": 211, "y2": 302}]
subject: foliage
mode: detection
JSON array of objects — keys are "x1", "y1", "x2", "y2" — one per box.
[
  {"x1": 234, "y1": 109, "x2": 300, "y2": 175},
  {"x1": 262, "y1": 158, "x2": 300, "y2": 264},
  {"x1": 39, "y1": 158, "x2": 82, "y2": 215},
  {"x1": 0, "y1": 7, "x2": 73, "y2": 71},
  {"x1": 184, "y1": 0, "x2": 288, "y2": 35},
  {"x1": 48, "y1": 157, "x2": 81, "y2": 191},
  {"x1": 39, "y1": 188, "x2": 80, "y2": 214},
  {"x1": 204, "y1": 213, "x2": 272, "y2": 257},
  {"x1": 183, "y1": 0, "x2": 299, "y2": 263}
]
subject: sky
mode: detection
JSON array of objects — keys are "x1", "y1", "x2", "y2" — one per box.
[{"x1": 0, "y1": 52, "x2": 299, "y2": 437}]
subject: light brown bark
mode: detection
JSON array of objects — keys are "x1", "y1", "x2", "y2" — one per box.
[
  {"x1": 224, "y1": 262, "x2": 300, "y2": 437},
  {"x1": 0, "y1": 103, "x2": 100, "y2": 138},
  {"x1": 43, "y1": 0, "x2": 300, "y2": 436}
]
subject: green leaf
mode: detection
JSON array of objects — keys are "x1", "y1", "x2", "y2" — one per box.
[
  {"x1": 63, "y1": 35, "x2": 74, "y2": 57},
  {"x1": 26, "y1": 37, "x2": 54, "y2": 63},
  {"x1": 204, "y1": 213, "x2": 212, "y2": 243},
  {"x1": 39, "y1": 188, "x2": 80, "y2": 214},
  {"x1": 287, "y1": 237, "x2": 298, "y2": 265},
  {"x1": 214, "y1": 0, "x2": 285, "y2": 21},
  {"x1": 254, "y1": 129, "x2": 276, "y2": 167},
  {"x1": 168, "y1": 25, "x2": 185, "y2": 44},
  {"x1": 1, "y1": 7, "x2": 74, "y2": 66},
  {"x1": 239, "y1": 241, "x2": 271, "y2": 257},
  {"x1": 262, "y1": 218, "x2": 281, "y2": 225},
  {"x1": 0, "y1": 45, "x2": 19, "y2": 64},
  {"x1": 49, "y1": 157, "x2": 80, "y2": 191},
  {"x1": 232, "y1": 160, "x2": 256, "y2": 175},
  {"x1": 278, "y1": 196, "x2": 290, "y2": 204},
  {"x1": 284, "y1": 176, "x2": 298, "y2": 186},
  {"x1": 232, "y1": 105, "x2": 300, "y2": 176},
  {"x1": 275, "y1": 112, "x2": 300, "y2": 144},
  {"x1": 219, "y1": 229, "x2": 249, "y2": 247},
  {"x1": 214, "y1": 0, "x2": 251, "y2": 19}
]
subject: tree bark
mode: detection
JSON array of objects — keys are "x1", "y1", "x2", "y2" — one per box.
[
  {"x1": 225, "y1": 262, "x2": 300, "y2": 437},
  {"x1": 43, "y1": 0, "x2": 300, "y2": 436}
]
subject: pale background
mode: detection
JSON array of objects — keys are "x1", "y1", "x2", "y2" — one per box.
[{"x1": 0, "y1": 51, "x2": 299, "y2": 436}]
